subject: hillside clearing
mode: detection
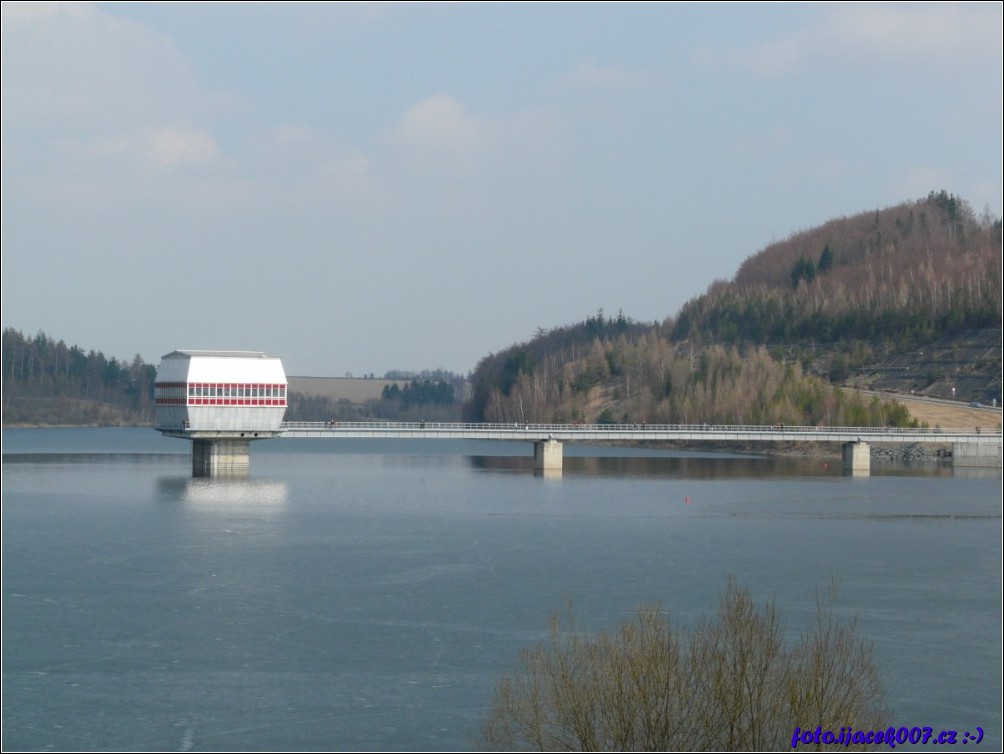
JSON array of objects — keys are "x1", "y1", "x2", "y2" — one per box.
[{"x1": 855, "y1": 390, "x2": 1001, "y2": 430}]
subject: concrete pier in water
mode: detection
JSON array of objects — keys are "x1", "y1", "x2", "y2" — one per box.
[
  {"x1": 192, "y1": 438, "x2": 251, "y2": 477},
  {"x1": 842, "y1": 441, "x2": 871, "y2": 475},
  {"x1": 534, "y1": 439, "x2": 563, "y2": 473}
]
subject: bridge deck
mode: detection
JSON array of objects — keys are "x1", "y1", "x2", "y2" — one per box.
[{"x1": 279, "y1": 421, "x2": 996, "y2": 444}]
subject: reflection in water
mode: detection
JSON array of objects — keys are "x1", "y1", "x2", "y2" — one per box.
[
  {"x1": 468, "y1": 453, "x2": 956, "y2": 478},
  {"x1": 951, "y1": 465, "x2": 1003, "y2": 479},
  {"x1": 2, "y1": 452, "x2": 181, "y2": 465},
  {"x1": 156, "y1": 476, "x2": 289, "y2": 508},
  {"x1": 469, "y1": 454, "x2": 780, "y2": 477}
]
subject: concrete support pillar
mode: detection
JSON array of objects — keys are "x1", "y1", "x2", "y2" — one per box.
[
  {"x1": 192, "y1": 438, "x2": 251, "y2": 478},
  {"x1": 953, "y1": 441, "x2": 1003, "y2": 469},
  {"x1": 534, "y1": 439, "x2": 563, "y2": 473},
  {"x1": 842, "y1": 441, "x2": 870, "y2": 475}
]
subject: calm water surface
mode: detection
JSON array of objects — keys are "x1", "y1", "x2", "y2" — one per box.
[{"x1": 2, "y1": 428, "x2": 1001, "y2": 751}]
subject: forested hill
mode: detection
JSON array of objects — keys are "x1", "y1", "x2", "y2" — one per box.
[
  {"x1": 2, "y1": 329, "x2": 157, "y2": 426},
  {"x1": 465, "y1": 192, "x2": 1001, "y2": 427},
  {"x1": 672, "y1": 191, "x2": 1001, "y2": 345}
]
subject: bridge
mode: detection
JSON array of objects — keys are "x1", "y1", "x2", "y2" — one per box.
[
  {"x1": 162, "y1": 419, "x2": 1000, "y2": 476},
  {"x1": 154, "y1": 350, "x2": 1001, "y2": 476},
  {"x1": 273, "y1": 420, "x2": 1000, "y2": 476}
]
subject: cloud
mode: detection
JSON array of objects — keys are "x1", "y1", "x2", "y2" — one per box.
[
  {"x1": 313, "y1": 150, "x2": 373, "y2": 197},
  {"x1": 823, "y1": 3, "x2": 1000, "y2": 63},
  {"x1": 558, "y1": 59, "x2": 645, "y2": 91},
  {"x1": 2, "y1": 3, "x2": 240, "y2": 212},
  {"x1": 234, "y1": 124, "x2": 380, "y2": 211},
  {"x1": 388, "y1": 94, "x2": 489, "y2": 166},
  {"x1": 59, "y1": 123, "x2": 220, "y2": 170},
  {"x1": 147, "y1": 126, "x2": 220, "y2": 169},
  {"x1": 732, "y1": 3, "x2": 1001, "y2": 75},
  {"x1": 1, "y1": 2, "x2": 226, "y2": 134},
  {"x1": 3, "y1": 5, "x2": 559, "y2": 219},
  {"x1": 388, "y1": 94, "x2": 559, "y2": 169},
  {"x1": 0, "y1": 1, "x2": 91, "y2": 22}
]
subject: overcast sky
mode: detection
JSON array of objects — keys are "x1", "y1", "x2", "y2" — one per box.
[{"x1": 2, "y1": 2, "x2": 1001, "y2": 377}]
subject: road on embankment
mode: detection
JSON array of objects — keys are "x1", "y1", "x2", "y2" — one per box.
[{"x1": 851, "y1": 389, "x2": 1001, "y2": 430}]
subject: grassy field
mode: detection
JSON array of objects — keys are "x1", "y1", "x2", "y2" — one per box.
[
  {"x1": 287, "y1": 376, "x2": 401, "y2": 404},
  {"x1": 867, "y1": 391, "x2": 1001, "y2": 430}
]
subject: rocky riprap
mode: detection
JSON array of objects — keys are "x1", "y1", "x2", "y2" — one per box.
[{"x1": 871, "y1": 442, "x2": 952, "y2": 463}]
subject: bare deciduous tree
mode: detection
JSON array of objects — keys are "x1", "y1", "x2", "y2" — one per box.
[{"x1": 479, "y1": 577, "x2": 887, "y2": 751}]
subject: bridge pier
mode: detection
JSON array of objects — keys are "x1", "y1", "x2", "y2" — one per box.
[
  {"x1": 842, "y1": 441, "x2": 870, "y2": 475},
  {"x1": 534, "y1": 439, "x2": 563, "y2": 473},
  {"x1": 192, "y1": 438, "x2": 251, "y2": 478},
  {"x1": 953, "y1": 441, "x2": 1003, "y2": 469}
]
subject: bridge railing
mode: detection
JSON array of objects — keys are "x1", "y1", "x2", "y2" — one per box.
[{"x1": 280, "y1": 420, "x2": 997, "y2": 436}]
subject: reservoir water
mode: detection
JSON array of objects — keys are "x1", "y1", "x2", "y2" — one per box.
[{"x1": 2, "y1": 428, "x2": 1001, "y2": 751}]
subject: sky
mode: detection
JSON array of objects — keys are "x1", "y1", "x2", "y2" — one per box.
[{"x1": 2, "y1": 2, "x2": 1001, "y2": 377}]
